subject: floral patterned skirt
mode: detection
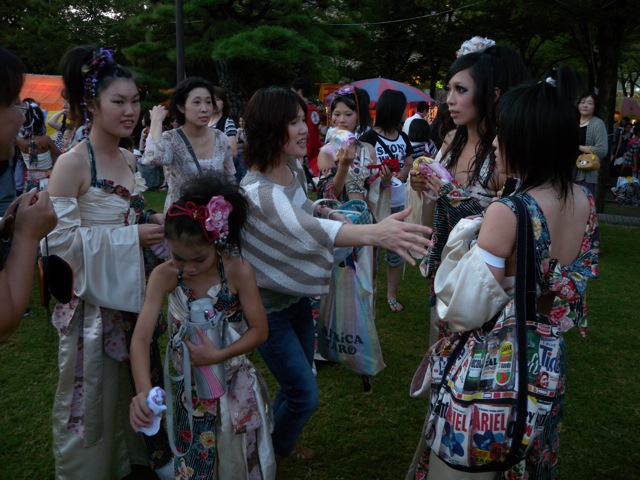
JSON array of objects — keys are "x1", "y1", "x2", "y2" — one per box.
[{"x1": 171, "y1": 379, "x2": 219, "y2": 479}]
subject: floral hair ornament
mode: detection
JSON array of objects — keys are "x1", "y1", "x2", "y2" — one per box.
[
  {"x1": 166, "y1": 196, "x2": 233, "y2": 244},
  {"x1": 456, "y1": 36, "x2": 496, "y2": 57},
  {"x1": 335, "y1": 84, "x2": 356, "y2": 96},
  {"x1": 80, "y1": 48, "x2": 115, "y2": 137}
]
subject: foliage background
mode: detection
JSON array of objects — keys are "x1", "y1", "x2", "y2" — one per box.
[{"x1": 2, "y1": 1, "x2": 639, "y2": 114}]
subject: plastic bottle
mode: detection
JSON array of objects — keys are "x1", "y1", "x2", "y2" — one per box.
[
  {"x1": 188, "y1": 298, "x2": 226, "y2": 399},
  {"x1": 493, "y1": 327, "x2": 516, "y2": 390},
  {"x1": 463, "y1": 344, "x2": 485, "y2": 392},
  {"x1": 479, "y1": 336, "x2": 500, "y2": 390}
]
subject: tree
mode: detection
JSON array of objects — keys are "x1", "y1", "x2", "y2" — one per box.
[
  {"x1": 545, "y1": 0, "x2": 636, "y2": 212},
  {"x1": 123, "y1": 0, "x2": 342, "y2": 117},
  {"x1": 0, "y1": 0, "x2": 146, "y2": 74}
]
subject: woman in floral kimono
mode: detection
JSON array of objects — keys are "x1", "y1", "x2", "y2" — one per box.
[
  {"x1": 407, "y1": 40, "x2": 529, "y2": 479},
  {"x1": 46, "y1": 45, "x2": 171, "y2": 479}
]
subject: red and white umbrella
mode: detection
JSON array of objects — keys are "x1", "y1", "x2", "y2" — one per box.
[{"x1": 324, "y1": 77, "x2": 434, "y2": 105}]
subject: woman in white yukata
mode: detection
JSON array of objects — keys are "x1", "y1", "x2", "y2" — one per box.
[{"x1": 46, "y1": 45, "x2": 172, "y2": 480}]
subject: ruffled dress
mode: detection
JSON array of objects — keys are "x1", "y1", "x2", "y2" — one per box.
[{"x1": 167, "y1": 257, "x2": 275, "y2": 480}]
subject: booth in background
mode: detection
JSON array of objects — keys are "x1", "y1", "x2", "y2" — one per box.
[{"x1": 20, "y1": 74, "x2": 64, "y2": 136}]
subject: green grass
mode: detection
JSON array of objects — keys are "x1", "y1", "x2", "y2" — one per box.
[{"x1": 0, "y1": 191, "x2": 639, "y2": 479}]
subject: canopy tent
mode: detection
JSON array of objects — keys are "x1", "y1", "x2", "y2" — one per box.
[
  {"x1": 615, "y1": 96, "x2": 640, "y2": 118},
  {"x1": 20, "y1": 74, "x2": 64, "y2": 112},
  {"x1": 20, "y1": 74, "x2": 65, "y2": 136}
]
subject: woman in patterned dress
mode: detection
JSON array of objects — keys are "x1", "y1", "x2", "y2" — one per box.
[
  {"x1": 142, "y1": 77, "x2": 235, "y2": 212},
  {"x1": 417, "y1": 66, "x2": 599, "y2": 480},
  {"x1": 407, "y1": 42, "x2": 530, "y2": 479}
]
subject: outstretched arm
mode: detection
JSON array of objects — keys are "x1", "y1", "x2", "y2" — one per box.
[{"x1": 334, "y1": 207, "x2": 432, "y2": 265}]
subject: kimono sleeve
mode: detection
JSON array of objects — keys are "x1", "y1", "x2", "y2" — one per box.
[{"x1": 44, "y1": 197, "x2": 145, "y2": 313}]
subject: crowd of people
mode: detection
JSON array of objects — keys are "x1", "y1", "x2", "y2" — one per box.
[{"x1": 0, "y1": 34, "x2": 608, "y2": 480}]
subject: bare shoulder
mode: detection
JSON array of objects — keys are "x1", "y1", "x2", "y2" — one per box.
[
  {"x1": 149, "y1": 261, "x2": 180, "y2": 293},
  {"x1": 222, "y1": 253, "x2": 254, "y2": 277},
  {"x1": 54, "y1": 144, "x2": 88, "y2": 170},
  {"x1": 570, "y1": 183, "x2": 593, "y2": 225},
  {"x1": 48, "y1": 145, "x2": 91, "y2": 197},
  {"x1": 221, "y1": 253, "x2": 256, "y2": 292},
  {"x1": 317, "y1": 149, "x2": 335, "y2": 170},
  {"x1": 477, "y1": 201, "x2": 517, "y2": 258},
  {"x1": 484, "y1": 200, "x2": 516, "y2": 221}
]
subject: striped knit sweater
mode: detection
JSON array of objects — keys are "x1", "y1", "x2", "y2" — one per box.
[{"x1": 241, "y1": 158, "x2": 344, "y2": 312}]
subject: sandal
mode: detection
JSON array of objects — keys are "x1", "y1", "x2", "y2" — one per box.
[
  {"x1": 388, "y1": 298, "x2": 404, "y2": 313},
  {"x1": 289, "y1": 445, "x2": 317, "y2": 461}
]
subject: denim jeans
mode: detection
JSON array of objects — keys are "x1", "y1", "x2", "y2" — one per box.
[
  {"x1": 257, "y1": 297, "x2": 319, "y2": 456},
  {"x1": 233, "y1": 152, "x2": 247, "y2": 183}
]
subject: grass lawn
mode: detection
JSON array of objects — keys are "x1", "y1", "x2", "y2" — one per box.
[{"x1": 0, "y1": 190, "x2": 639, "y2": 479}]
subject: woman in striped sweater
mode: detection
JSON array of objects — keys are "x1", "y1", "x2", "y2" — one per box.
[{"x1": 240, "y1": 87, "x2": 432, "y2": 479}]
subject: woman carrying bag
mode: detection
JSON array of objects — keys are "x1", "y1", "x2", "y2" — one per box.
[
  {"x1": 411, "y1": 67, "x2": 599, "y2": 479},
  {"x1": 574, "y1": 92, "x2": 608, "y2": 196},
  {"x1": 142, "y1": 77, "x2": 235, "y2": 212}
]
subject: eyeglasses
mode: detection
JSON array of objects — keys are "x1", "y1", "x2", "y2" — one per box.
[{"x1": 12, "y1": 105, "x2": 29, "y2": 116}]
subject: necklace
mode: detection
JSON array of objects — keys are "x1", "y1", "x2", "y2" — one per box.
[{"x1": 580, "y1": 118, "x2": 591, "y2": 127}]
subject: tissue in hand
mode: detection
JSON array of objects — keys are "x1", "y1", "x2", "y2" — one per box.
[{"x1": 138, "y1": 386, "x2": 167, "y2": 436}]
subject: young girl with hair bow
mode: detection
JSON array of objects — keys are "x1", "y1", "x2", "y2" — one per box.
[{"x1": 130, "y1": 173, "x2": 274, "y2": 480}]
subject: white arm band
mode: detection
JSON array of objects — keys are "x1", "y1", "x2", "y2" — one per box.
[{"x1": 476, "y1": 245, "x2": 506, "y2": 268}]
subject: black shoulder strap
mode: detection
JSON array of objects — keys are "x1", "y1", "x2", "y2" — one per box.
[
  {"x1": 176, "y1": 128, "x2": 203, "y2": 174},
  {"x1": 507, "y1": 194, "x2": 536, "y2": 464}
]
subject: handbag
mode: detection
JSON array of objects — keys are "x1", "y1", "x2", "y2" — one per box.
[
  {"x1": 39, "y1": 236, "x2": 74, "y2": 311},
  {"x1": 316, "y1": 250, "x2": 385, "y2": 376},
  {"x1": 576, "y1": 147, "x2": 600, "y2": 172},
  {"x1": 312, "y1": 198, "x2": 372, "y2": 225},
  {"x1": 413, "y1": 196, "x2": 562, "y2": 471}
]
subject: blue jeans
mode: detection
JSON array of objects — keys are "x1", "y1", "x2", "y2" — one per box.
[
  {"x1": 258, "y1": 297, "x2": 319, "y2": 456},
  {"x1": 233, "y1": 152, "x2": 247, "y2": 183}
]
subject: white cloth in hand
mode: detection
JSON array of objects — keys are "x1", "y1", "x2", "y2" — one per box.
[{"x1": 138, "y1": 386, "x2": 167, "y2": 436}]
